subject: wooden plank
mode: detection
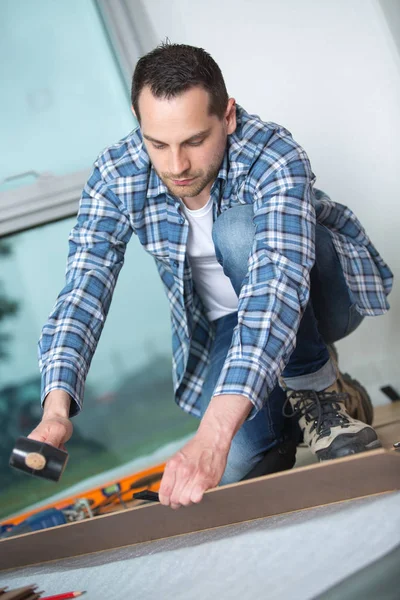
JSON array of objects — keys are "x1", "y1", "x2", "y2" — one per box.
[
  {"x1": 373, "y1": 402, "x2": 400, "y2": 429},
  {"x1": 1, "y1": 449, "x2": 399, "y2": 572},
  {"x1": 376, "y1": 422, "x2": 400, "y2": 448}
]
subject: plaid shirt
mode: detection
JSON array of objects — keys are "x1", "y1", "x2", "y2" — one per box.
[{"x1": 39, "y1": 105, "x2": 393, "y2": 418}]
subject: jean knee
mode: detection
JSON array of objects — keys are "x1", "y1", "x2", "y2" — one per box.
[
  {"x1": 219, "y1": 400, "x2": 280, "y2": 485},
  {"x1": 212, "y1": 205, "x2": 255, "y2": 292},
  {"x1": 212, "y1": 205, "x2": 254, "y2": 263},
  {"x1": 220, "y1": 448, "x2": 263, "y2": 485},
  {"x1": 321, "y1": 304, "x2": 364, "y2": 344}
]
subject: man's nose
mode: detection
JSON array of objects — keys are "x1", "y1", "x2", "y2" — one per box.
[{"x1": 169, "y1": 150, "x2": 190, "y2": 176}]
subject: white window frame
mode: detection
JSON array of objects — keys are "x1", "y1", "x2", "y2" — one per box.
[
  {"x1": 0, "y1": 0, "x2": 144, "y2": 238},
  {"x1": 0, "y1": 170, "x2": 90, "y2": 237}
]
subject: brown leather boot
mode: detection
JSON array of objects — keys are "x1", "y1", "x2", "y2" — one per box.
[{"x1": 327, "y1": 344, "x2": 374, "y2": 425}]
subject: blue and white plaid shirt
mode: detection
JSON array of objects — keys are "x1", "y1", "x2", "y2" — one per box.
[{"x1": 39, "y1": 105, "x2": 393, "y2": 418}]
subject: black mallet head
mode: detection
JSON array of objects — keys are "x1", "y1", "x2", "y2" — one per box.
[{"x1": 9, "y1": 437, "x2": 68, "y2": 481}]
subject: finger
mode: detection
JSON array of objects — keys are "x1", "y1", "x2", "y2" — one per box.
[
  {"x1": 191, "y1": 483, "x2": 206, "y2": 504},
  {"x1": 28, "y1": 420, "x2": 71, "y2": 448},
  {"x1": 158, "y1": 464, "x2": 177, "y2": 506},
  {"x1": 181, "y1": 452, "x2": 217, "y2": 505},
  {"x1": 169, "y1": 464, "x2": 194, "y2": 507},
  {"x1": 27, "y1": 430, "x2": 48, "y2": 443},
  {"x1": 179, "y1": 497, "x2": 193, "y2": 508},
  {"x1": 189, "y1": 464, "x2": 217, "y2": 504},
  {"x1": 187, "y1": 454, "x2": 214, "y2": 504},
  {"x1": 179, "y1": 468, "x2": 201, "y2": 507},
  {"x1": 178, "y1": 491, "x2": 193, "y2": 508},
  {"x1": 28, "y1": 429, "x2": 61, "y2": 447},
  {"x1": 190, "y1": 471, "x2": 211, "y2": 504}
]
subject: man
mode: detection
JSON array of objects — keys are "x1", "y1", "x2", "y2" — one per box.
[{"x1": 29, "y1": 43, "x2": 393, "y2": 510}]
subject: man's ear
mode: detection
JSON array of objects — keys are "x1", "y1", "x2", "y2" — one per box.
[
  {"x1": 131, "y1": 105, "x2": 141, "y2": 126},
  {"x1": 225, "y1": 98, "x2": 236, "y2": 135}
]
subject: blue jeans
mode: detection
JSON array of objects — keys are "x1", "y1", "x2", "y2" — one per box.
[{"x1": 199, "y1": 205, "x2": 363, "y2": 484}]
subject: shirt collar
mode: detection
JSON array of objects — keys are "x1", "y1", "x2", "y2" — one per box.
[{"x1": 146, "y1": 165, "x2": 169, "y2": 199}]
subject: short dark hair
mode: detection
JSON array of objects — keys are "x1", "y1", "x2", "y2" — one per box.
[{"x1": 131, "y1": 42, "x2": 229, "y2": 122}]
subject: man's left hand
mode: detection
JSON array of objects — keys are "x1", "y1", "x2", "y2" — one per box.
[
  {"x1": 158, "y1": 429, "x2": 229, "y2": 508},
  {"x1": 158, "y1": 394, "x2": 253, "y2": 509}
]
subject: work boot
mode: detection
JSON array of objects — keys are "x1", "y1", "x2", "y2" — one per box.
[
  {"x1": 283, "y1": 385, "x2": 381, "y2": 460},
  {"x1": 327, "y1": 344, "x2": 374, "y2": 425}
]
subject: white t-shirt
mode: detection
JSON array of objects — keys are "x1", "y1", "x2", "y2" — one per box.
[{"x1": 180, "y1": 197, "x2": 238, "y2": 321}]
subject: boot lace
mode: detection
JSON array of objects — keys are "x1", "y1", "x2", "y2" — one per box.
[{"x1": 282, "y1": 390, "x2": 351, "y2": 439}]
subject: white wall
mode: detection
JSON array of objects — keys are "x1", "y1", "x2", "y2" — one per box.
[{"x1": 130, "y1": 0, "x2": 400, "y2": 403}]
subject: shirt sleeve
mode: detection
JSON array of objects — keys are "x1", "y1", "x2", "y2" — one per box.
[
  {"x1": 38, "y1": 165, "x2": 133, "y2": 416},
  {"x1": 212, "y1": 143, "x2": 316, "y2": 418}
]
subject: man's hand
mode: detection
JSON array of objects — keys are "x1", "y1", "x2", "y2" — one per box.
[
  {"x1": 158, "y1": 429, "x2": 229, "y2": 509},
  {"x1": 28, "y1": 390, "x2": 73, "y2": 450},
  {"x1": 159, "y1": 394, "x2": 253, "y2": 509}
]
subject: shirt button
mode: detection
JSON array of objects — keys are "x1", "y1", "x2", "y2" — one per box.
[{"x1": 173, "y1": 260, "x2": 179, "y2": 267}]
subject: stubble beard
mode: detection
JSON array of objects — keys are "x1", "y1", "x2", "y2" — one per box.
[{"x1": 160, "y1": 155, "x2": 223, "y2": 199}]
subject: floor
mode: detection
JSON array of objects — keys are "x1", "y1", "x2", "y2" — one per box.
[{"x1": 1, "y1": 491, "x2": 399, "y2": 600}]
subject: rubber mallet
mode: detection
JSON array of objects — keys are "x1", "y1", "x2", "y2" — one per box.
[{"x1": 9, "y1": 436, "x2": 68, "y2": 481}]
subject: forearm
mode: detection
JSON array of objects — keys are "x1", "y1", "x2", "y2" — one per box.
[
  {"x1": 38, "y1": 170, "x2": 133, "y2": 417},
  {"x1": 198, "y1": 394, "x2": 253, "y2": 447},
  {"x1": 43, "y1": 390, "x2": 71, "y2": 419}
]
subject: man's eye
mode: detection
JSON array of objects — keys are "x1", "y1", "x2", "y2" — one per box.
[
  {"x1": 187, "y1": 140, "x2": 203, "y2": 147},
  {"x1": 152, "y1": 143, "x2": 166, "y2": 150}
]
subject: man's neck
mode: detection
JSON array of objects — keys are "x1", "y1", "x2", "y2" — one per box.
[{"x1": 180, "y1": 184, "x2": 212, "y2": 211}]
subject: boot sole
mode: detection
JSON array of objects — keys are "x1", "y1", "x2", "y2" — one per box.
[{"x1": 316, "y1": 429, "x2": 382, "y2": 461}]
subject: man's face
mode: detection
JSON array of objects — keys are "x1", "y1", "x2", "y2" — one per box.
[{"x1": 137, "y1": 85, "x2": 236, "y2": 201}]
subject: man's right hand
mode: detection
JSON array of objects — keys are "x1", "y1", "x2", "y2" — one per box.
[{"x1": 28, "y1": 390, "x2": 73, "y2": 450}]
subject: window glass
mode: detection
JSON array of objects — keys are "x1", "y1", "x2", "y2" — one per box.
[
  {"x1": 0, "y1": 0, "x2": 197, "y2": 520},
  {"x1": 0, "y1": 0, "x2": 135, "y2": 190},
  {"x1": 0, "y1": 219, "x2": 196, "y2": 518}
]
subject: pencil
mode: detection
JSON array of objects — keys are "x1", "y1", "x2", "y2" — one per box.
[{"x1": 40, "y1": 593, "x2": 85, "y2": 600}]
